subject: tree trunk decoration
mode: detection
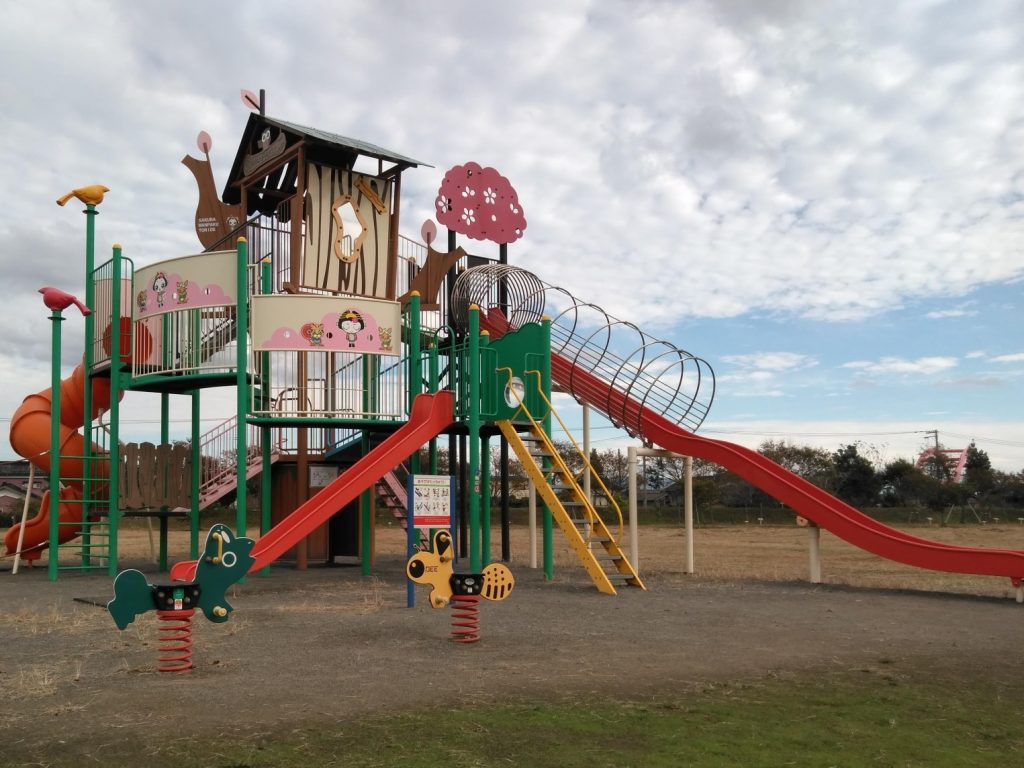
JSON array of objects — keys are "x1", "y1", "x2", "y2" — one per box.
[
  {"x1": 181, "y1": 154, "x2": 244, "y2": 249},
  {"x1": 304, "y1": 164, "x2": 393, "y2": 299}
]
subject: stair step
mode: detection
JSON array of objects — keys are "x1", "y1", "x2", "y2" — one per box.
[{"x1": 605, "y1": 572, "x2": 633, "y2": 582}]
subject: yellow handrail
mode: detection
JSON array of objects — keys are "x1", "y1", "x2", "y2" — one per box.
[{"x1": 520, "y1": 369, "x2": 626, "y2": 542}]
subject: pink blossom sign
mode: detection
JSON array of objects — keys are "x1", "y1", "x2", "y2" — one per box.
[{"x1": 434, "y1": 162, "x2": 527, "y2": 244}]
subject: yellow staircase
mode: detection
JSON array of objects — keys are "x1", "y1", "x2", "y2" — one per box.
[{"x1": 498, "y1": 417, "x2": 645, "y2": 595}]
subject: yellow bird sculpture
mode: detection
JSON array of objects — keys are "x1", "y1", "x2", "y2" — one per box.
[{"x1": 56, "y1": 185, "x2": 110, "y2": 207}]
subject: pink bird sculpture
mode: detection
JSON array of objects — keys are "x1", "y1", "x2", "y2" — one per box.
[{"x1": 39, "y1": 287, "x2": 91, "y2": 315}]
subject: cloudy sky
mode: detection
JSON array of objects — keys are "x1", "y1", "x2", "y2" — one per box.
[{"x1": 2, "y1": 0, "x2": 1023, "y2": 471}]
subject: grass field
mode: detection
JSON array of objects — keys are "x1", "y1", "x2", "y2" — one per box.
[{"x1": 13, "y1": 669, "x2": 1021, "y2": 768}]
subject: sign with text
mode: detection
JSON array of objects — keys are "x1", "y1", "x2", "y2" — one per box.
[{"x1": 408, "y1": 474, "x2": 454, "y2": 529}]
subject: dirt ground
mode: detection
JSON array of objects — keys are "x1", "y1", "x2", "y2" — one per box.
[{"x1": 1, "y1": 522, "x2": 1023, "y2": 764}]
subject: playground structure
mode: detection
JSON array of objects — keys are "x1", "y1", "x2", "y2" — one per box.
[
  {"x1": 915, "y1": 445, "x2": 969, "y2": 483},
  {"x1": 4, "y1": 102, "x2": 1024, "y2": 602}
]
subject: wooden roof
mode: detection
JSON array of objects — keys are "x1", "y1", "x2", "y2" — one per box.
[{"x1": 222, "y1": 114, "x2": 430, "y2": 204}]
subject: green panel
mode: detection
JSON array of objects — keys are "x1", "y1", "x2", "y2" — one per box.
[{"x1": 487, "y1": 322, "x2": 550, "y2": 422}]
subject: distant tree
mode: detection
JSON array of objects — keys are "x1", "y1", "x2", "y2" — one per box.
[
  {"x1": 990, "y1": 469, "x2": 1024, "y2": 509},
  {"x1": 758, "y1": 440, "x2": 834, "y2": 488},
  {"x1": 962, "y1": 443, "x2": 995, "y2": 496},
  {"x1": 596, "y1": 449, "x2": 630, "y2": 492},
  {"x1": 832, "y1": 443, "x2": 881, "y2": 507},
  {"x1": 878, "y1": 458, "x2": 918, "y2": 506}
]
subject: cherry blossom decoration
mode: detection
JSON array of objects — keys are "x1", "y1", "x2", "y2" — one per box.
[{"x1": 434, "y1": 162, "x2": 527, "y2": 245}]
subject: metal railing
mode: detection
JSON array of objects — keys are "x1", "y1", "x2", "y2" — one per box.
[
  {"x1": 195, "y1": 415, "x2": 272, "y2": 497},
  {"x1": 90, "y1": 256, "x2": 135, "y2": 370}
]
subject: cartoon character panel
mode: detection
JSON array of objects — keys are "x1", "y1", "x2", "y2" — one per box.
[
  {"x1": 133, "y1": 250, "x2": 238, "y2": 319},
  {"x1": 251, "y1": 294, "x2": 400, "y2": 355}
]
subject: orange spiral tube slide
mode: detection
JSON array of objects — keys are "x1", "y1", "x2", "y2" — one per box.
[{"x1": 5, "y1": 362, "x2": 115, "y2": 562}]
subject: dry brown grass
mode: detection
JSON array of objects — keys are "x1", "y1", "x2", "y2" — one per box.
[
  {"x1": 2, "y1": 664, "x2": 61, "y2": 698},
  {"x1": 0, "y1": 601, "x2": 107, "y2": 637},
  {"x1": 30, "y1": 518, "x2": 1024, "y2": 600}
]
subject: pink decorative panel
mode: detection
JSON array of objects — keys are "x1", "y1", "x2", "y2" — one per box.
[{"x1": 435, "y1": 162, "x2": 527, "y2": 244}]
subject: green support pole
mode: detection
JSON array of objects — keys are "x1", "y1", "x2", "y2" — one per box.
[
  {"x1": 428, "y1": 344, "x2": 439, "y2": 473},
  {"x1": 81, "y1": 202, "x2": 97, "y2": 566},
  {"x1": 47, "y1": 309, "x2": 64, "y2": 581},
  {"x1": 468, "y1": 305, "x2": 481, "y2": 572},
  {"x1": 360, "y1": 347, "x2": 377, "y2": 576},
  {"x1": 159, "y1": 392, "x2": 170, "y2": 571},
  {"x1": 479, "y1": 328, "x2": 491, "y2": 566},
  {"x1": 260, "y1": 259, "x2": 272, "y2": 577},
  {"x1": 541, "y1": 316, "x2": 554, "y2": 581},
  {"x1": 234, "y1": 238, "x2": 249, "y2": 538},
  {"x1": 107, "y1": 245, "x2": 123, "y2": 577},
  {"x1": 481, "y1": 434, "x2": 491, "y2": 567},
  {"x1": 360, "y1": 431, "x2": 372, "y2": 576},
  {"x1": 190, "y1": 389, "x2": 200, "y2": 559}
]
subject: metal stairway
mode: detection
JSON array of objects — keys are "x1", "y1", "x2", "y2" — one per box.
[
  {"x1": 498, "y1": 417, "x2": 644, "y2": 595},
  {"x1": 172, "y1": 415, "x2": 280, "y2": 512},
  {"x1": 375, "y1": 470, "x2": 407, "y2": 525},
  {"x1": 375, "y1": 469, "x2": 427, "y2": 545}
]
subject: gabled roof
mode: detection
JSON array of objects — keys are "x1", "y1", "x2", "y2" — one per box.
[{"x1": 222, "y1": 113, "x2": 430, "y2": 204}]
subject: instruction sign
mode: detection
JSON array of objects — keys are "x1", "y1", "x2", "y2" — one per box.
[{"x1": 408, "y1": 474, "x2": 454, "y2": 529}]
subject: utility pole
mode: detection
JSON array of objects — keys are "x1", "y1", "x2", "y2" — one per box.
[{"x1": 927, "y1": 429, "x2": 941, "y2": 480}]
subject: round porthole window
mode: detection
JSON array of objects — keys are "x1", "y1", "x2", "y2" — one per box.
[{"x1": 504, "y1": 376, "x2": 525, "y2": 408}]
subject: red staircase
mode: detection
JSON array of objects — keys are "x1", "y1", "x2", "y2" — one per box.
[
  {"x1": 172, "y1": 416, "x2": 280, "y2": 512},
  {"x1": 375, "y1": 468, "x2": 427, "y2": 545}
]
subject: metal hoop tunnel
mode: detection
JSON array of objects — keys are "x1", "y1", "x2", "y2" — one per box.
[{"x1": 451, "y1": 265, "x2": 716, "y2": 436}]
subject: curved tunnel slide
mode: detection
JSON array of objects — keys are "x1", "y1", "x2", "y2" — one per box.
[
  {"x1": 170, "y1": 390, "x2": 454, "y2": 581},
  {"x1": 5, "y1": 362, "x2": 115, "y2": 563},
  {"x1": 565, "y1": 353, "x2": 1024, "y2": 583}
]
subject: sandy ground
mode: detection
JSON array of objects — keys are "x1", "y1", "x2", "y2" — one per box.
[{"x1": 1, "y1": 522, "x2": 1023, "y2": 764}]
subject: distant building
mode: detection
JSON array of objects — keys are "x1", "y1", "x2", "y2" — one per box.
[{"x1": 0, "y1": 461, "x2": 48, "y2": 521}]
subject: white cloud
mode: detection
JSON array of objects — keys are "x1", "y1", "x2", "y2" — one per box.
[
  {"x1": 965, "y1": 350, "x2": 987, "y2": 359},
  {"x1": 926, "y1": 309, "x2": 978, "y2": 319},
  {"x1": 990, "y1": 352, "x2": 1024, "y2": 363},
  {"x1": 843, "y1": 356, "x2": 959, "y2": 375},
  {"x1": 720, "y1": 352, "x2": 817, "y2": 372}
]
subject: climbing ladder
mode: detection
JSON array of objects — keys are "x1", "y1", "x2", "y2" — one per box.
[{"x1": 497, "y1": 395, "x2": 644, "y2": 595}]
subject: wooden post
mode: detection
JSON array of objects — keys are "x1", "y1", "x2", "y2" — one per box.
[
  {"x1": 684, "y1": 455, "x2": 694, "y2": 575},
  {"x1": 808, "y1": 524, "x2": 822, "y2": 584},
  {"x1": 627, "y1": 446, "x2": 639, "y2": 572},
  {"x1": 527, "y1": 478, "x2": 537, "y2": 569}
]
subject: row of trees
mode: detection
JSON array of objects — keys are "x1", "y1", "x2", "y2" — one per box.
[{"x1": 458, "y1": 440, "x2": 1024, "y2": 514}]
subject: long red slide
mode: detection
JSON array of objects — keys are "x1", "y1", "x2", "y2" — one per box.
[
  {"x1": 481, "y1": 310, "x2": 1024, "y2": 584},
  {"x1": 170, "y1": 391, "x2": 453, "y2": 580},
  {"x1": 571, "y1": 354, "x2": 1024, "y2": 583}
]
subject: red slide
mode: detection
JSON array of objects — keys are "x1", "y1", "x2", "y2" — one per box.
[
  {"x1": 5, "y1": 362, "x2": 114, "y2": 562},
  {"x1": 170, "y1": 390, "x2": 453, "y2": 580},
  {"x1": 565, "y1": 352, "x2": 1024, "y2": 583}
]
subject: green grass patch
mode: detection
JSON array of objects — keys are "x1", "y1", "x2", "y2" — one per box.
[{"x1": 14, "y1": 669, "x2": 1023, "y2": 768}]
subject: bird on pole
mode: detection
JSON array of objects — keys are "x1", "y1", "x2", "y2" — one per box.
[
  {"x1": 39, "y1": 287, "x2": 91, "y2": 315},
  {"x1": 56, "y1": 185, "x2": 109, "y2": 207}
]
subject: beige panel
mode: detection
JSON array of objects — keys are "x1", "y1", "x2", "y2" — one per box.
[
  {"x1": 133, "y1": 250, "x2": 238, "y2": 319},
  {"x1": 252, "y1": 294, "x2": 401, "y2": 355}
]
